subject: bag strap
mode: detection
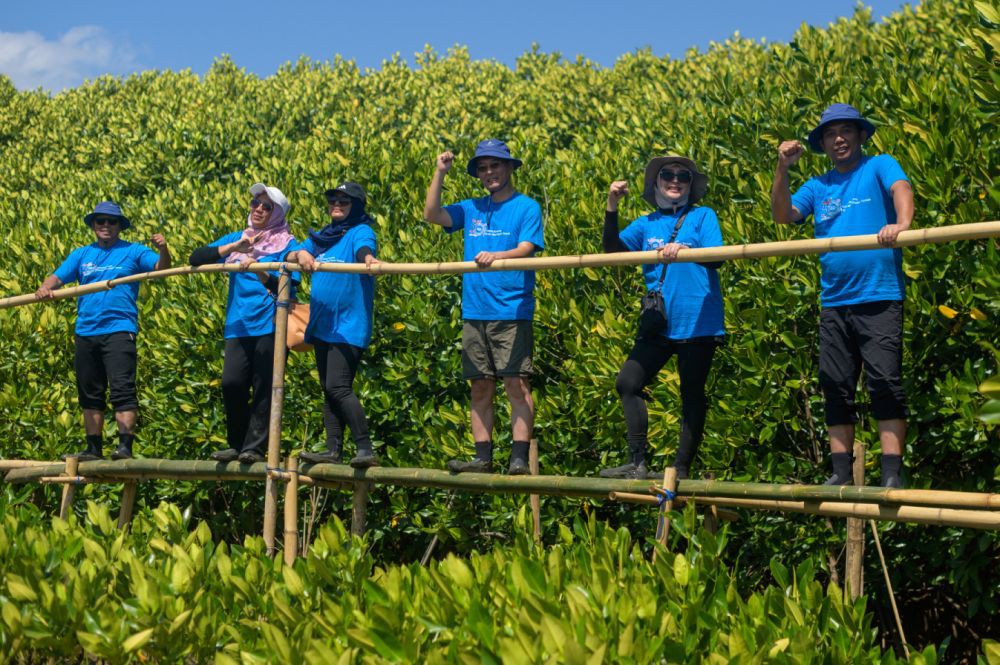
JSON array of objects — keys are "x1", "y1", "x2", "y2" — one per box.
[{"x1": 653, "y1": 206, "x2": 692, "y2": 291}]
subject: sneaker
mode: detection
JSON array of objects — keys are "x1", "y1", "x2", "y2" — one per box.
[
  {"x1": 823, "y1": 472, "x2": 853, "y2": 486},
  {"x1": 508, "y1": 457, "x2": 530, "y2": 476},
  {"x1": 61, "y1": 450, "x2": 102, "y2": 462},
  {"x1": 210, "y1": 448, "x2": 240, "y2": 463},
  {"x1": 882, "y1": 475, "x2": 904, "y2": 489},
  {"x1": 238, "y1": 449, "x2": 265, "y2": 464},
  {"x1": 110, "y1": 445, "x2": 133, "y2": 461},
  {"x1": 349, "y1": 452, "x2": 380, "y2": 469},
  {"x1": 600, "y1": 462, "x2": 648, "y2": 480},
  {"x1": 299, "y1": 450, "x2": 343, "y2": 465},
  {"x1": 447, "y1": 458, "x2": 492, "y2": 474}
]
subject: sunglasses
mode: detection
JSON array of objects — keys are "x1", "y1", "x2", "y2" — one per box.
[
  {"x1": 658, "y1": 170, "x2": 693, "y2": 183},
  {"x1": 92, "y1": 217, "x2": 120, "y2": 226},
  {"x1": 326, "y1": 197, "x2": 353, "y2": 206},
  {"x1": 250, "y1": 199, "x2": 274, "y2": 212}
]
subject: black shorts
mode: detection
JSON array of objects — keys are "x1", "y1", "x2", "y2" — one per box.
[
  {"x1": 74, "y1": 332, "x2": 139, "y2": 412},
  {"x1": 818, "y1": 300, "x2": 907, "y2": 425}
]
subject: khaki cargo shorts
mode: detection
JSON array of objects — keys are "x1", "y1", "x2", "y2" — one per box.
[{"x1": 461, "y1": 320, "x2": 534, "y2": 380}]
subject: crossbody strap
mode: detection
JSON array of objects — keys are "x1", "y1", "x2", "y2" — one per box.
[{"x1": 653, "y1": 206, "x2": 692, "y2": 292}]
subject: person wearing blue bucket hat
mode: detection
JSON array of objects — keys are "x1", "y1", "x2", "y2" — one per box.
[
  {"x1": 423, "y1": 139, "x2": 544, "y2": 475},
  {"x1": 35, "y1": 201, "x2": 172, "y2": 462},
  {"x1": 770, "y1": 103, "x2": 915, "y2": 488}
]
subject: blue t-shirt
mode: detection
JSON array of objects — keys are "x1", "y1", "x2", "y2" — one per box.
[
  {"x1": 619, "y1": 206, "x2": 725, "y2": 340},
  {"x1": 791, "y1": 154, "x2": 909, "y2": 307},
  {"x1": 208, "y1": 231, "x2": 298, "y2": 339},
  {"x1": 53, "y1": 240, "x2": 160, "y2": 336},
  {"x1": 292, "y1": 225, "x2": 376, "y2": 348},
  {"x1": 443, "y1": 192, "x2": 545, "y2": 321}
]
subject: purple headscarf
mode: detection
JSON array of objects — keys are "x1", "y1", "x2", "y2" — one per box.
[{"x1": 226, "y1": 198, "x2": 295, "y2": 263}]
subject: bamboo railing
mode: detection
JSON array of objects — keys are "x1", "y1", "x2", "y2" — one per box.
[{"x1": 2, "y1": 221, "x2": 998, "y2": 309}]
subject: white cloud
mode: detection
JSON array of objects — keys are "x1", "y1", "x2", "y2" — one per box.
[{"x1": 0, "y1": 26, "x2": 139, "y2": 92}]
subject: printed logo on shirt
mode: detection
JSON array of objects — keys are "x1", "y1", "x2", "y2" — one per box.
[
  {"x1": 818, "y1": 196, "x2": 873, "y2": 223},
  {"x1": 468, "y1": 217, "x2": 511, "y2": 238},
  {"x1": 316, "y1": 252, "x2": 345, "y2": 264},
  {"x1": 81, "y1": 262, "x2": 124, "y2": 278},
  {"x1": 645, "y1": 237, "x2": 665, "y2": 249}
]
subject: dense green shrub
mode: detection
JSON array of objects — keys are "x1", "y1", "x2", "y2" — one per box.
[{"x1": 0, "y1": 0, "x2": 997, "y2": 658}]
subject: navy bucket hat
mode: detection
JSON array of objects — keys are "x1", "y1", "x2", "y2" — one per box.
[
  {"x1": 807, "y1": 103, "x2": 877, "y2": 153},
  {"x1": 84, "y1": 201, "x2": 131, "y2": 230},
  {"x1": 465, "y1": 139, "x2": 523, "y2": 176}
]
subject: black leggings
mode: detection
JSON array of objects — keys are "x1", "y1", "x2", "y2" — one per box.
[
  {"x1": 314, "y1": 341, "x2": 371, "y2": 451},
  {"x1": 222, "y1": 335, "x2": 276, "y2": 453},
  {"x1": 616, "y1": 336, "x2": 717, "y2": 467}
]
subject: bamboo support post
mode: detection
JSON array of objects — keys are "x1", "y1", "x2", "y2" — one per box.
[
  {"x1": 269, "y1": 469, "x2": 314, "y2": 485},
  {"x1": 283, "y1": 456, "x2": 299, "y2": 566},
  {"x1": 351, "y1": 481, "x2": 372, "y2": 537},
  {"x1": 869, "y1": 520, "x2": 909, "y2": 658},
  {"x1": 846, "y1": 443, "x2": 866, "y2": 599},
  {"x1": 58, "y1": 457, "x2": 79, "y2": 519},
  {"x1": 4, "y1": 222, "x2": 999, "y2": 310},
  {"x1": 653, "y1": 468, "x2": 678, "y2": 560},
  {"x1": 118, "y1": 481, "x2": 138, "y2": 530},
  {"x1": 263, "y1": 270, "x2": 291, "y2": 557},
  {"x1": 702, "y1": 472, "x2": 719, "y2": 534},
  {"x1": 529, "y1": 438, "x2": 541, "y2": 542}
]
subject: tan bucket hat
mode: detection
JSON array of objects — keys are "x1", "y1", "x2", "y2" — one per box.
[{"x1": 642, "y1": 155, "x2": 708, "y2": 208}]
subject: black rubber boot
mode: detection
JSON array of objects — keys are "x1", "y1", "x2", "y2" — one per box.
[
  {"x1": 62, "y1": 434, "x2": 104, "y2": 462},
  {"x1": 823, "y1": 452, "x2": 853, "y2": 485},
  {"x1": 601, "y1": 441, "x2": 646, "y2": 479},
  {"x1": 210, "y1": 448, "x2": 240, "y2": 463},
  {"x1": 111, "y1": 434, "x2": 134, "y2": 461},
  {"x1": 508, "y1": 440, "x2": 530, "y2": 475},
  {"x1": 448, "y1": 441, "x2": 493, "y2": 474},
  {"x1": 300, "y1": 439, "x2": 343, "y2": 465},
  {"x1": 238, "y1": 449, "x2": 265, "y2": 464},
  {"x1": 350, "y1": 446, "x2": 380, "y2": 469}
]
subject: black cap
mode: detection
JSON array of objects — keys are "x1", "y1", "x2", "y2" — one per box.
[{"x1": 324, "y1": 182, "x2": 367, "y2": 205}]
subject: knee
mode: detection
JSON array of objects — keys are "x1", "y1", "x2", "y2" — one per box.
[
  {"x1": 221, "y1": 374, "x2": 245, "y2": 397},
  {"x1": 503, "y1": 377, "x2": 531, "y2": 405},
  {"x1": 470, "y1": 380, "x2": 496, "y2": 405},
  {"x1": 615, "y1": 371, "x2": 643, "y2": 398},
  {"x1": 868, "y1": 380, "x2": 907, "y2": 421}
]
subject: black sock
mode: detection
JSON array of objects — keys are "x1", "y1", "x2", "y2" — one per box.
[
  {"x1": 511, "y1": 440, "x2": 529, "y2": 464},
  {"x1": 881, "y1": 454, "x2": 903, "y2": 481},
  {"x1": 474, "y1": 441, "x2": 493, "y2": 463},
  {"x1": 85, "y1": 434, "x2": 103, "y2": 453},
  {"x1": 118, "y1": 433, "x2": 135, "y2": 451},
  {"x1": 629, "y1": 441, "x2": 647, "y2": 467},
  {"x1": 830, "y1": 452, "x2": 853, "y2": 480}
]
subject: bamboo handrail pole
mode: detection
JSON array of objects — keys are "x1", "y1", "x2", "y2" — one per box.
[
  {"x1": 269, "y1": 469, "x2": 315, "y2": 486},
  {"x1": 869, "y1": 520, "x2": 909, "y2": 658},
  {"x1": 40, "y1": 476, "x2": 96, "y2": 484},
  {"x1": 3, "y1": 222, "x2": 998, "y2": 309},
  {"x1": 263, "y1": 270, "x2": 292, "y2": 557},
  {"x1": 529, "y1": 438, "x2": 541, "y2": 543},
  {"x1": 58, "y1": 457, "x2": 79, "y2": 519},
  {"x1": 846, "y1": 443, "x2": 866, "y2": 600},
  {"x1": 283, "y1": 456, "x2": 299, "y2": 566},
  {"x1": 118, "y1": 481, "x2": 139, "y2": 530},
  {"x1": 0, "y1": 460, "x2": 61, "y2": 470},
  {"x1": 608, "y1": 492, "x2": 740, "y2": 522}
]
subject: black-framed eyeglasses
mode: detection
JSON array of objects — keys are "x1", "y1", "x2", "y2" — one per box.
[
  {"x1": 93, "y1": 217, "x2": 120, "y2": 226},
  {"x1": 658, "y1": 170, "x2": 693, "y2": 183},
  {"x1": 250, "y1": 199, "x2": 274, "y2": 212},
  {"x1": 326, "y1": 197, "x2": 353, "y2": 207}
]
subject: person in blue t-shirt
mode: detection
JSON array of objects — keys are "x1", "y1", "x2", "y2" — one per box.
[
  {"x1": 600, "y1": 156, "x2": 725, "y2": 480},
  {"x1": 423, "y1": 139, "x2": 545, "y2": 475},
  {"x1": 286, "y1": 182, "x2": 381, "y2": 469},
  {"x1": 771, "y1": 103, "x2": 915, "y2": 488},
  {"x1": 189, "y1": 183, "x2": 298, "y2": 464},
  {"x1": 35, "y1": 201, "x2": 171, "y2": 461}
]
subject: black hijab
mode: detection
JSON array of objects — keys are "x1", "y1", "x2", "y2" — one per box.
[{"x1": 308, "y1": 197, "x2": 375, "y2": 250}]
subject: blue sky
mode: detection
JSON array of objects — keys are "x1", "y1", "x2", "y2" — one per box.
[{"x1": 2, "y1": 0, "x2": 911, "y2": 91}]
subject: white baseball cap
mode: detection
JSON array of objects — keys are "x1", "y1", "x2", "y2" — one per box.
[{"x1": 249, "y1": 183, "x2": 290, "y2": 215}]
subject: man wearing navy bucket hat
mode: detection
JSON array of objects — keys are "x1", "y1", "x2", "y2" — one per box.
[
  {"x1": 35, "y1": 201, "x2": 171, "y2": 461},
  {"x1": 423, "y1": 139, "x2": 545, "y2": 475},
  {"x1": 771, "y1": 103, "x2": 915, "y2": 488}
]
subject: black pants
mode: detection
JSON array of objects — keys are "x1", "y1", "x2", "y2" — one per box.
[
  {"x1": 314, "y1": 341, "x2": 371, "y2": 450},
  {"x1": 819, "y1": 300, "x2": 907, "y2": 425},
  {"x1": 222, "y1": 335, "x2": 276, "y2": 453},
  {"x1": 615, "y1": 336, "x2": 717, "y2": 463},
  {"x1": 74, "y1": 332, "x2": 138, "y2": 412}
]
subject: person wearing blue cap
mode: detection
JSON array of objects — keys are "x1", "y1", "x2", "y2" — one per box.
[
  {"x1": 770, "y1": 103, "x2": 914, "y2": 488},
  {"x1": 35, "y1": 201, "x2": 171, "y2": 461},
  {"x1": 423, "y1": 139, "x2": 545, "y2": 474}
]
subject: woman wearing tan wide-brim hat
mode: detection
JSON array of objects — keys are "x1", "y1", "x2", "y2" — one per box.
[{"x1": 599, "y1": 155, "x2": 725, "y2": 480}]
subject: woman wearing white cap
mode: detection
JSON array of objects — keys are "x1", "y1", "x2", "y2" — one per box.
[
  {"x1": 189, "y1": 183, "x2": 297, "y2": 463},
  {"x1": 600, "y1": 156, "x2": 725, "y2": 480}
]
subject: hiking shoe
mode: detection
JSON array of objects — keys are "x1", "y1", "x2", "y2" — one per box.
[
  {"x1": 210, "y1": 448, "x2": 240, "y2": 463},
  {"x1": 447, "y1": 458, "x2": 492, "y2": 474},
  {"x1": 882, "y1": 475, "x2": 904, "y2": 489},
  {"x1": 299, "y1": 450, "x2": 343, "y2": 465},
  {"x1": 238, "y1": 449, "x2": 265, "y2": 464},
  {"x1": 823, "y1": 472, "x2": 853, "y2": 486},
  {"x1": 110, "y1": 445, "x2": 133, "y2": 461},
  {"x1": 508, "y1": 457, "x2": 530, "y2": 476},
  {"x1": 349, "y1": 452, "x2": 380, "y2": 469},
  {"x1": 600, "y1": 462, "x2": 648, "y2": 480},
  {"x1": 61, "y1": 449, "x2": 102, "y2": 462}
]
